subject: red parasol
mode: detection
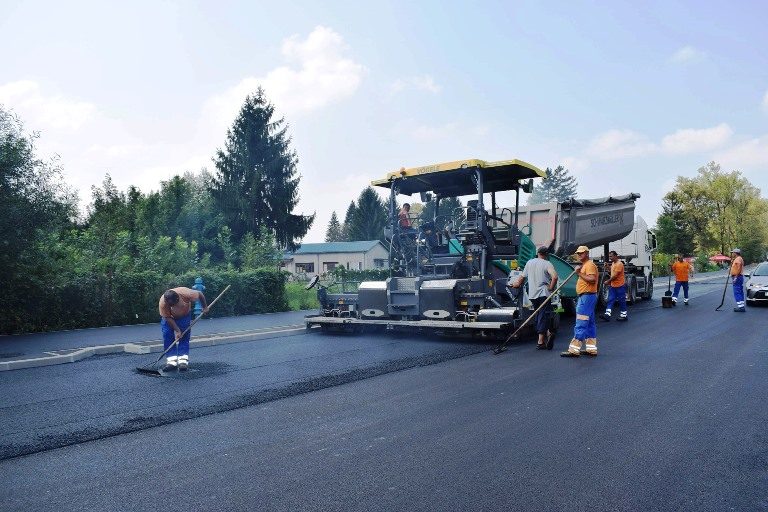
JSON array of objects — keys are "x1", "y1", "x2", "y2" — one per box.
[{"x1": 708, "y1": 254, "x2": 731, "y2": 262}]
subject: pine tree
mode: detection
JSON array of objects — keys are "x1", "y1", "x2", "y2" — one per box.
[
  {"x1": 527, "y1": 166, "x2": 578, "y2": 205},
  {"x1": 346, "y1": 187, "x2": 388, "y2": 241},
  {"x1": 210, "y1": 88, "x2": 314, "y2": 250},
  {"x1": 325, "y1": 211, "x2": 344, "y2": 242},
  {"x1": 418, "y1": 197, "x2": 465, "y2": 227},
  {"x1": 342, "y1": 201, "x2": 356, "y2": 241}
]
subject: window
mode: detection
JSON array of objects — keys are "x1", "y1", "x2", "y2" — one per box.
[
  {"x1": 323, "y1": 262, "x2": 338, "y2": 272},
  {"x1": 295, "y1": 262, "x2": 314, "y2": 273},
  {"x1": 374, "y1": 258, "x2": 386, "y2": 268},
  {"x1": 358, "y1": 261, "x2": 363, "y2": 270}
]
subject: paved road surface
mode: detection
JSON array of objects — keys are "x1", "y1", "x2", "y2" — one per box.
[{"x1": 1, "y1": 277, "x2": 766, "y2": 511}]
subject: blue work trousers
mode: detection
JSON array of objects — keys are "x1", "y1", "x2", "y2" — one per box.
[
  {"x1": 732, "y1": 275, "x2": 745, "y2": 307},
  {"x1": 606, "y1": 285, "x2": 627, "y2": 313},
  {"x1": 673, "y1": 281, "x2": 689, "y2": 299},
  {"x1": 161, "y1": 315, "x2": 191, "y2": 357},
  {"x1": 574, "y1": 293, "x2": 597, "y2": 341}
]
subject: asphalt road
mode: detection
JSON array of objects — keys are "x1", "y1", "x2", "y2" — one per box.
[{"x1": 1, "y1": 278, "x2": 766, "y2": 511}]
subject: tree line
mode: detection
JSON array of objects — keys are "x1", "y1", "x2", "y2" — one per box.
[
  {"x1": 655, "y1": 162, "x2": 768, "y2": 263},
  {"x1": 0, "y1": 88, "x2": 313, "y2": 333}
]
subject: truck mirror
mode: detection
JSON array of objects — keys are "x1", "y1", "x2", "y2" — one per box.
[{"x1": 522, "y1": 179, "x2": 534, "y2": 194}]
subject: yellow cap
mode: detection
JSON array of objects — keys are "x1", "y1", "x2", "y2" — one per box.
[{"x1": 575, "y1": 245, "x2": 590, "y2": 254}]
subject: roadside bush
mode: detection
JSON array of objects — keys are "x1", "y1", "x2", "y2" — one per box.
[
  {"x1": 286, "y1": 282, "x2": 320, "y2": 311},
  {"x1": 1, "y1": 268, "x2": 288, "y2": 334},
  {"x1": 653, "y1": 253, "x2": 674, "y2": 277}
]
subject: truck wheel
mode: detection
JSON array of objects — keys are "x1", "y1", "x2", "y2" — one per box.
[
  {"x1": 627, "y1": 276, "x2": 639, "y2": 304},
  {"x1": 644, "y1": 275, "x2": 653, "y2": 300},
  {"x1": 599, "y1": 281, "x2": 610, "y2": 308}
]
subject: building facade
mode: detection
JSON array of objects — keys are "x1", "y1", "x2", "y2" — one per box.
[{"x1": 282, "y1": 241, "x2": 389, "y2": 276}]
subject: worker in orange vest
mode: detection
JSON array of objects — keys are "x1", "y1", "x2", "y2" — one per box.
[
  {"x1": 670, "y1": 255, "x2": 692, "y2": 305},
  {"x1": 600, "y1": 250, "x2": 628, "y2": 321},
  {"x1": 562, "y1": 246, "x2": 599, "y2": 357}
]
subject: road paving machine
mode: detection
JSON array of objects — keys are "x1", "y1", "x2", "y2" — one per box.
[{"x1": 305, "y1": 158, "x2": 575, "y2": 339}]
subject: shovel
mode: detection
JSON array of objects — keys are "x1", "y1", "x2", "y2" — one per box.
[{"x1": 136, "y1": 285, "x2": 231, "y2": 376}]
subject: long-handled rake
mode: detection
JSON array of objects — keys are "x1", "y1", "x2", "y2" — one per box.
[
  {"x1": 714, "y1": 272, "x2": 730, "y2": 311},
  {"x1": 136, "y1": 285, "x2": 231, "y2": 376},
  {"x1": 493, "y1": 269, "x2": 578, "y2": 355}
]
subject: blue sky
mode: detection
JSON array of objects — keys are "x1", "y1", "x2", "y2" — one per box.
[{"x1": 2, "y1": 0, "x2": 767, "y2": 242}]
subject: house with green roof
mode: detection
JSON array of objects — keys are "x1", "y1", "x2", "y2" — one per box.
[{"x1": 282, "y1": 240, "x2": 389, "y2": 275}]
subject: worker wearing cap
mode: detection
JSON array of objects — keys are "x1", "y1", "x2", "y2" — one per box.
[
  {"x1": 601, "y1": 250, "x2": 628, "y2": 322},
  {"x1": 509, "y1": 246, "x2": 559, "y2": 350},
  {"x1": 730, "y1": 248, "x2": 746, "y2": 312},
  {"x1": 670, "y1": 255, "x2": 692, "y2": 305},
  {"x1": 562, "y1": 245, "x2": 599, "y2": 357}
]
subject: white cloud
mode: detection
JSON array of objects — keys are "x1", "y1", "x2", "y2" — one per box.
[
  {"x1": 762, "y1": 90, "x2": 768, "y2": 112},
  {"x1": 586, "y1": 129, "x2": 657, "y2": 160},
  {"x1": 390, "y1": 75, "x2": 441, "y2": 95},
  {"x1": 660, "y1": 123, "x2": 732, "y2": 154},
  {"x1": 203, "y1": 26, "x2": 365, "y2": 130},
  {"x1": 670, "y1": 45, "x2": 706, "y2": 64},
  {"x1": 411, "y1": 122, "x2": 459, "y2": 141},
  {"x1": 715, "y1": 134, "x2": 768, "y2": 169},
  {"x1": 0, "y1": 80, "x2": 97, "y2": 130},
  {"x1": 559, "y1": 156, "x2": 590, "y2": 173}
]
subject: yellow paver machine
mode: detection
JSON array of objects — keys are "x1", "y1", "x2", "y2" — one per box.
[{"x1": 305, "y1": 157, "x2": 579, "y2": 339}]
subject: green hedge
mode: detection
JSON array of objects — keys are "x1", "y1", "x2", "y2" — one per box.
[{"x1": 1, "y1": 268, "x2": 288, "y2": 334}]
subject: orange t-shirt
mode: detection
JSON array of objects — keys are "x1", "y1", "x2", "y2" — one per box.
[
  {"x1": 671, "y1": 261, "x2": 691, "y2": 282},
  {"x1": 730, "y1": 256, "x2": 744, "y2": 276},
  {"x1": 158, "y1": 287, "x2": 201, "y2": 319},
  {"x1": 576, "y1": 260, "x2": 598, "y2": 295},
  {"x1": 610, "y1": 260, "x2": 625, "y2": 288}
]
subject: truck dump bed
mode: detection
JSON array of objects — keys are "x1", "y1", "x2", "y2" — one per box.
[{"x1": 499, "y1": 193, "x2": 639, "y2": 256}]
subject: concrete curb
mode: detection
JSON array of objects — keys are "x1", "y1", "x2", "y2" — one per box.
[{"x1": 0, "y1": 325, "x2": 307, "y2": 372}]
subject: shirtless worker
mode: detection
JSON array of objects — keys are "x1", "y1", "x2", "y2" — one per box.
[
  {"x1": 158, "y1": 287, "x2": 209, "y2": 371},
  {"x1": 561, "y1": 245, "x2": 599, "y2": 357},
  {"x1": 730, "y1": 248, "x2": 746, "y2": 312}
]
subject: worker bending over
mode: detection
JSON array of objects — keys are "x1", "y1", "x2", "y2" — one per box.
[
  {"x1": 601, "y1": 250, "x2": 627, "y2": 322},
  {"x1": 158, "y1": 287, "x2": 208, "y2": 371},
  {"x1": 562, "y1": 245, "x2": 599, "y2": 357},
  {"x1": 509, "y1": 246, "x2": 558, "y2": 350}
]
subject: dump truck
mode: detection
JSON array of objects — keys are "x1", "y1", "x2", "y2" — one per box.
[
  {"x1": 305, "y1": 158, "x2": 652, "y2": 338},
  {"x1": 505, "y1": 196, "x2": 656, "y2": 307}
]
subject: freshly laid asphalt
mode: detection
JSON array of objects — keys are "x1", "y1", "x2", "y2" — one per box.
[{"x1": 1, "y1": 272, "x2": 766, "y2": 511}]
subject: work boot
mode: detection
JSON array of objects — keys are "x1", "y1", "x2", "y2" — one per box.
[
  {"x1": 561, "y1": 338, "x2": 581, "y2": 357},
  {"x1": 178, "y1": 361, "x2": 189, "y2": 371},
  {"x1": 734, "y1": 307, "x2": 746, "y2": 312},
  {"x1": 599, "y1": 313, "x2": 611, "y2": 322},
  {"x1": 162, "y1": 363, "x2": 177, "y2": 372},
  {"x1": 684, "y1": 299, "x2": 689, "y2": 305},
  {"x1": 584, "y1": 338, "x2": 598, "y2": 356}
]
